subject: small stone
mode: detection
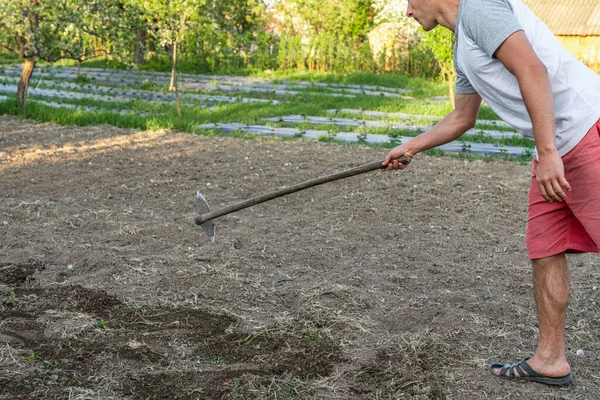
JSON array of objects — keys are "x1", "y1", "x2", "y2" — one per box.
[
  {"x1": 576, "y1": 349, "x2": 584, "y2": 357},
  {"x1": 593, "y1": 286, "x2": 598, "y2": 291},
  {"x1": 67, "y1": 264, "x2": 73, "y2": 270}
]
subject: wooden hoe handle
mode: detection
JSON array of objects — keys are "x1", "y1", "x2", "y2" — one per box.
[{"x1": 194, "y1": 156, "x2": 411, "y2": 225}]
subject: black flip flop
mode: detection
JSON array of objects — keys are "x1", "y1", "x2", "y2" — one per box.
[{"x1": 487, "y1": 357, "x2": 573, "y2": 385}]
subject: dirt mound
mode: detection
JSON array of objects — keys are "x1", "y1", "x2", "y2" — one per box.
[{"x1": 1, "y1": 282, "x2": 342, "y2": 399}]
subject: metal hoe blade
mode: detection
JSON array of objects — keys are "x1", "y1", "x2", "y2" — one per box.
[{"x1": 196, "y1": 192, "x2": 215, "y2": 241}]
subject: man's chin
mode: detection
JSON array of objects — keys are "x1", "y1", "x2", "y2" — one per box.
[{"x1": 422, "y1": 23, "x2": 439, "y2": 31}]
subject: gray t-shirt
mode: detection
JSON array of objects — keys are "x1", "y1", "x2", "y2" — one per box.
[
  {"x1": 454, "y1": 0, "x2": 522, "y2": 95},
  {"x1": 453, "y1": 0, "x2": 600, "y2": 156}
]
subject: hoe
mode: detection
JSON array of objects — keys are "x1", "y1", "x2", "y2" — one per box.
[{"x1": 195, "y1": 156, "x2": 411, "y2": 241}]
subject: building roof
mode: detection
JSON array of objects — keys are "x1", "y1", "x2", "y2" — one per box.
[{"x1": 522, "y1": 0, "x2": 600, "y2": 36}]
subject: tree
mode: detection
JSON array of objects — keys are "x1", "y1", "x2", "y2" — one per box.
[
  {"x1": 205, "y1": 0, "x2": 266, "y2": 36},
  {"x1": 134, "y1": 28, "x2": 147, "y2": 65},
  {"x1": 201, "y1": 0, "x2": 268, "y2": 68},
  {"x1": 421, "y1": 27, "x2": 456, "y2": 104},
  {"x1": 138, "y1": 0, "x2": 203, "y2": 127},
  {"x1": 269, "y1": 0, "x2": 375, "y2": 72},
  {"x1": 138, "y1": 0, "x2": 203, "y2": 88},
  {"x1": 0, "y1": 0, "x2": 137, "y2": 110},
  {"x1": 272, "y1": 0, "x2": 374, "y2": 41}
]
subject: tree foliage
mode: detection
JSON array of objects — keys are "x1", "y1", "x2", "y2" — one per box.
[
  {"x1": 272, "y1": 0, "x2": 374, "y2": 41},
  {"x1": 204, "y1": 0, "x2": 266, "y2": 36},
  {"x1": 0, "y1": 0, "x2": 139, "y2": 109},
  {"x1": 421, "y1": 27, "x2": 456, "y2": 103},
  {"x1": 0, "y1": 0, "x2": 137, "y2": 63}
]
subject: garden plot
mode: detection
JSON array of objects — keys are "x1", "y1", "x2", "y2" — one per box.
[
  {"x1": 1, "y1": 66, "x2": 416, "y2": 99},
  {"x1": 199, "y1": 110, "x2": 533, "y2": 158},
  {"x1": 289, "y1": 80, "x2": 412, "y2": 93},
  {"x1": 26, "y1": 99, "x2": 148, "y2": 115},
  {"x1": 1, "y1": 66, "x2": 269, "y2": 87},
  {"x1": 2, "y1": 117, "x2": 599, "y2": 399},
  {"x1": 182, "y1": 80, "x2": 415, "y2": 98},
  {"x1": 198, "y1": 122, "x2": 531, "y2": 157},
  {"x1": 0, "y1": 84, "x2": 195, "y2": 115},
  {"x1": 263, "y1": 115, "x2": 432, "y2": 131},
  {"x1": 262, "y1": 115, "x2": 522, "y2": 141},
  {"x1": 3, "y1": 66, "x2": 412, "y2": 94},
  {"x1": 0, "y1": 84, "x2": 147, "y2": 105},
  {"x1": 0, "y1": 76, "x2": 277, "y2": 106},
  {"x1": 0, "y1": 82, "x2": 276, "y2": 116},
  {"x1": 327, "y1": 108, "x2": 514, "y2": 128}
]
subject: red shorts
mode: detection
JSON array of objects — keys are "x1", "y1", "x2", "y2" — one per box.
[{"x1": 526, "y1": 120, "x2": 600, "y2": 259}]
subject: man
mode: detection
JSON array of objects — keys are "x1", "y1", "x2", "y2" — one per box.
[{"x1": 382, "y1": 0, "x2": 600, "y2": 385}]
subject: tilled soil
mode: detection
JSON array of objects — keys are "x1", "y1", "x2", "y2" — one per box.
[{"x1": 0, "y1": 115, "x2": 598, "y2": 399}]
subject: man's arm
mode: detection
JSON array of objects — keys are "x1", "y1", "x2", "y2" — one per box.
[
  {"x1": 383, "y1": 92, "x2": 482, "y2": 170},
  {"x1": 494, "y1": 30, "x2": 570, "y2": 202}
]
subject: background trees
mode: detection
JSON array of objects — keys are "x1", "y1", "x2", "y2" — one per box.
[
  {"x1": 137, "y1": 0, "x2": 204, "y2": 90},
  {"x1": 199, "y1": 0, "x2": 271, "y2": 71},
  {"x1": 270, "y1": 0, "x2": 376, "y2": 72},
  {"x1": 0, "y1": 0, "x2": 138, "y2": 109},
  {"x1": 421, "y1": 27, "x2": 456, "y2": 103},
  {"x1": 0, "y1": 0, "x2": 457, "y2": 107}
]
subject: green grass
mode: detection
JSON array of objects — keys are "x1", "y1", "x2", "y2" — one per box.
[
  {"x1": 1, "y1": 97, "x2": 531, "y2": 163},
  {"x1": 0, "y1": 84, "x2": 481, "y2": 130},
  {"x1": 48, "y1": 57, "x2": 130, "y2": 70},
  {"x1": 0, "y1": 90, "x2": 517, "y2": 145},
  {"x1": 47, "y1": 55, "x2": 251, "y2": 76},
  {"x1": 95, "y1": 319, "x2": 109, "y2": 329},
  {"x1": 263, "y1": 70, "x2": 448, "y2": 98},
  {"x1": 1, "y1": 64, "x2": 534, "y2": 162},
  {"x1": 0, "y1": 53, "x2": 21, "y2": 65}
]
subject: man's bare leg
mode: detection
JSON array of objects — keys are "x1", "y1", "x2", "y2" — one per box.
[
  {"x1": 493, "y1": 253, "x2": 571, "y2": 378},
  {"x1": 527, "y1": 253, "x2": 571, "y2": 376}
]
